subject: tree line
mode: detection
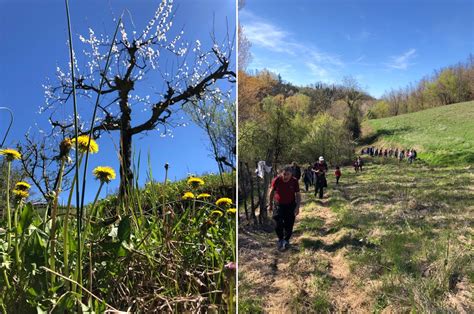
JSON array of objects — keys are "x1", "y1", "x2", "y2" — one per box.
[
  {"x1": 369, "y1": 55, "x2": 474, "y2": 119},
  {"x1": 238, "y1": 70, "x2": 374, "y2": 169}
]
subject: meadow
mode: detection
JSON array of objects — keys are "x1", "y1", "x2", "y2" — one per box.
[
  {"x1": 0, "y1": 155, "x2": 236, "y2": 312},
  {"x1": 239, "y1": 102, "x2": 473, "y2": 312},
  {"x1": 239, "y1": 158, "x2": 472, "y2": 313},
  {"x1": 364, "y1": 100, "x2": 474, "y2": 165},
  {"x1": 1, "y1": 0, "x2": 237, "y2": 311}
]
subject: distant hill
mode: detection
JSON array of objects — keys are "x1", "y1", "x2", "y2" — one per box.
[{"x1": 362, "y1": 101, "x2": 474, "y2": 165}]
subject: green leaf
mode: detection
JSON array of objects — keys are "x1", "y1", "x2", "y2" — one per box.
[
  {"x1": 51, "y1": 291, "x2": 79, "y2": 314},
  {"x1": 117, "y1": 216, "x2": 131, "y2": 242},
  {"x1": 18, "y1": 202, "x2": 34, "y2": 234}
]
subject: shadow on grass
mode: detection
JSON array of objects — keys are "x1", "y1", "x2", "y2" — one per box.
[
  {"x1": 301, "y1": 234, "x2": 377, "y2": 252},
  {"x1": 359, "y1": 126, "x2": 414, "y2": 146}
]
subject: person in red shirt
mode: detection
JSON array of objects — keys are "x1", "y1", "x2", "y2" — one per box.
[
  {"x1": 335, "y1": 166, "x2": 342, "y2": 185},
  {"x1": 268, "y1": 165, "x2": 301, "y2": 251}
]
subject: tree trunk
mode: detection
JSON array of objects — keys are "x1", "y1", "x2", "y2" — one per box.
[
  {"x1": 119, "y1": 128, "x2": 134, "y2": 198},
  {"x1": 118, "y1": 81, "x2": 134, "y2": 198}
]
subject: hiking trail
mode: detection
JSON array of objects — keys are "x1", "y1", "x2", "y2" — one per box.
[
  {"x1": 239, "y1": 161, "x2": 473, "y2": 313},
  {"x1": 239, "y1": 190, "x2": 374, "y2": 313}
]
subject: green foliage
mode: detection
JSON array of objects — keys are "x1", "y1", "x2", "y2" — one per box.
[
  {"x1": 369, "y1": 100, "x2": 390, "y2": 119},
  {"x1": 379, "y1": 56, "x2": 474, "y2": 118},
  {"x1": 240, "y1": 97, "x2": 355, "y2": 167},
  {"x1": 295, "y1": 113, "x2": 354, "y2": 165},
  {"x1": 239, "y1": 96, "x2": 297, "y2": 165},
  {"x1": 284, "y1": 93, "x2": 312, "y2": 115},
  {"x1": 0, "y1": 172, "x2": 236, "y2": 312}
]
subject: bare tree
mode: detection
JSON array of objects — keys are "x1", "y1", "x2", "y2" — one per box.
[
  {"x1": 44, "y1": 0, "x2": 235, "y2": 195},
  {"x1": 18, "y1": 133, "x2": 74, "y2": 202}
]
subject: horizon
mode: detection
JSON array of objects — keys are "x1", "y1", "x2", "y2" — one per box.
[{"x1": 241, "y1": 0, "x2": 474, "y2": 98}]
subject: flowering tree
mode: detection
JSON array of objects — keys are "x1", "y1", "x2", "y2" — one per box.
[
  {"x1": 186, "y1": 97, "x2": 236, "y2": 175},
  {"x1": 43, "y1": 0, "x2": 235, "y2": 195}
]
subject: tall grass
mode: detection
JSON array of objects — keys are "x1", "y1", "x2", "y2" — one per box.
[{"x1": 0, "y1": 1, "x2": 236, "y2": 312}]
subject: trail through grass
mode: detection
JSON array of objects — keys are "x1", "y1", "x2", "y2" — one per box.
[{"x1": 239, "y1": 157, "x2": 473, "y2": 313}]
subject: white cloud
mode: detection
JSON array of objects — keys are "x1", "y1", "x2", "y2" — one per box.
[
  {"x1": 386, "y1": 48, "x2": 417, "y2": 70},
  {"x1": 241, "y1": 10, "x2": 343, "y2": 84},
  {"x1": 306, "y1": 62, "x2": 333, "y2": 83},
  {"x1": 243, "y1": 21, "x2": 290, "y2": 53}
]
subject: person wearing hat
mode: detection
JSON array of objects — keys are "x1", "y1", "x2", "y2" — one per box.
[{"x1": 312, "y1": 156, "x2": 328, "y2": 199}]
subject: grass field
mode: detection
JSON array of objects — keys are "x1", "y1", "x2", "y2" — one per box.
[
  {"x1": 239, "y1": 103, "x2": 473, "y2": 312},
  {"x1": 364, "y1": 101, "x2": 474, "y2": 165},
  {"x1": 239, "y1": 158, "x2": 473, "y2": 312}
]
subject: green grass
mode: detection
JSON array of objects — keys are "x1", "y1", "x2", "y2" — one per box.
[
  {"x1": 336, "y1": 159, "x2": 473, "y2": 311},
  {"x1": 0, "y1": 172, "x2": 236, "y2": 312},
  {"x1": 364, "y1": 101, "x2": 474, "y2": 165}
]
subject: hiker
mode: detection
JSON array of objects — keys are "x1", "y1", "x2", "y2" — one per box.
[
  {"x1": 335, "y1": 166, "x2": 342, "y2": 184},
  {"x1": 374, "y1": 148, "x2": 379, "y2": 156},
  {"x1": 268, "y1": 165, "x2": 301, "y2": 251},
  {"x1": 303, "y1": 166, "x2": 313, "y2": 192},
  {"x1": 398, "y1": 150, "x2": 404, "y2": 162},
  {"x1": 384, "y1": 149, "x2": 388, "y2": 157},
  {"x1": 353, "y1": 158, "x2": 360, "y2": 172},
  {"x1": 353, "y1": 157, "x2": 363, "y2": 172},
  {"x1": 312, "y1": 156, "x2": 328, "y2": 199},
  {"x1": 290, "y1": 161, "x2": 302, "y2": 180},
  {"x1": 357, "y1": 157, "x2": 363, "y2": 171},
  {"x1": 412, "y1": 149, "x2": 417, "y2": 160}
]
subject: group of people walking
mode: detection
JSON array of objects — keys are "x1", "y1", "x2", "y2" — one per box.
[
  {"x1": 361, "y1": 146, "x2": 418, "y2": 163},
  {"x1": 267, "y1": 147, "x2": 418, "y2": 252},
  {"x1": 296, "y1": 157, "x2": 328, "y2": 199},
  {"x1": 268, "y1": 157, "x2": 332, "y2": 251}
]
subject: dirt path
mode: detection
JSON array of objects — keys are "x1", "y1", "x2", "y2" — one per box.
[
  {"x1": 240, "y1": 162, "x2": 474, "y2": 313},
  {"x1": 239, "y1": 192, "x2": 374, "y2": 313}
]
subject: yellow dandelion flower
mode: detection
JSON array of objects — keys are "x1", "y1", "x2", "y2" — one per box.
[
  {"x1": 187, "y1": 177, "x2": 205, "y2": 187},
  {"x1": 15, "y1": 181, "x2": 31, "y2": 191},
  {"x1": 72, "y1": 135, "x2": 99, "y2": 154},
  {"x1": 182, "y1": 192, "x2": 195, "y2": 200},
  {"x1": 92, "y1": 166, "x2": 116, "y2": 183},
  {"x1": 0, "y1": 148, "x2": 21, "y2": 161},
  {"x1": 210, "y1": 210, "x2": 223, "y2": 217},
  {"x1": 197, "y1": 193, "x2": 211, "y2": 199},
  {"x1": 216, "y1": 197, "x2": 233, "y2": 207},
  {"x1": 227, "y1": 208, "x2": 237, "y2": 215},
  {"x1": 12, "y1": 189, "x2": 29, "y2": 199}
]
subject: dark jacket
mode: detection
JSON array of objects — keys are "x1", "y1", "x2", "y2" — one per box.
[
  {"x1": 291, "y1": 165, "x2": 302, "y2": 180},
  {"x1": 303, "y1": 168, "x2": 313, "y2": 184},
  {"x1": 313, "y1": 162, "x2": 328, "y2": 188}
]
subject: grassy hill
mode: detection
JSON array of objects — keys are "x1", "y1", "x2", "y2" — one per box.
[
  {"x1": 239, "y1": 102, "x2": 474, "y2": 312},
  {"x1": 239, "y1": 159, "x2": 473, "y2": 312},
  {"x1": 363, "y1": 101, "x2": 474, "y2": 165}
]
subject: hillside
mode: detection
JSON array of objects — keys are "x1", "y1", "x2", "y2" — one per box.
[
  {"x1": 363, "y1": 101, "x2": 474, "y2": 165},
  {"x1": 239, "y1": 158, "x2": 473, "y2": 313}
]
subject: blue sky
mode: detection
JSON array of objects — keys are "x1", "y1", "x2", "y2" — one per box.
[
  {"x1": 240, "y1": 0, "x2": 473, "y2": 98},
  {"x1": 0, "y1": 0, "x2": 236, "y2": 203}
]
